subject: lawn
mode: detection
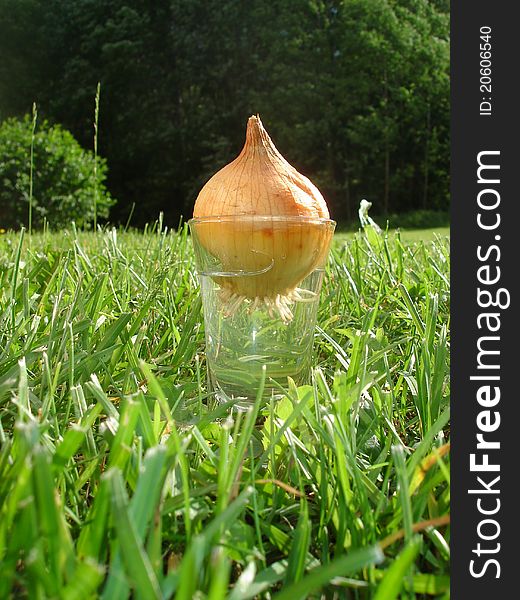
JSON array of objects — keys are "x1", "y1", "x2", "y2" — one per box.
[
  {"x1": 335, "y1": 227, "x2": 450, "y2": 244},
  {"x1": 0, "y1": 225, "x2": 450, "y2": 599}
]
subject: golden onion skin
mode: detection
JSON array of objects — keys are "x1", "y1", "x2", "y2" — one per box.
[
  {"x1": 193, "y1": 116, "x2": 332, "y2": 300},
  {"x1": 192, "y1": 218, "x2": 334, "y2": 299}
]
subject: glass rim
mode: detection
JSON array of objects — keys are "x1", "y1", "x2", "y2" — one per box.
[{"x1": 188, "y1": 215, "x2": 336, "y2": 226}]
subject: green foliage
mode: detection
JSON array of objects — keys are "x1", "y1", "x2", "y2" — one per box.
[
  {"x1": 0, "y1": 224, "x2": 450, "y2": 597},
  {"x1": 384, "y1": 210, "x2": 449, "y2": 230},
  {"x1": 0, "y1": 115, "x2": 115, "y2": 229},
  {"x1": 0, "y1": 0, "x2": 449, "y2": 226}
]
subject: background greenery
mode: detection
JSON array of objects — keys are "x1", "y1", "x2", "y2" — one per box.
[
  {"x1": 0, "y1": 224, "x2": 450, "y2": 598},
  {"x1": 0, "y1": 115, "x2": 114, "y2": 229},
  {"x1": 0, "y1": 0, "x2": 449, "y2": 228}
]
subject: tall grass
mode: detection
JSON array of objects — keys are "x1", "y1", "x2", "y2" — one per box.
[
  {"x1": 28, "y1": 102, "x2": 38, "y2": 236},
  {"x1": 93, "y1": 83, "x2": 101, "y2": 232},
  {"x1": 0, "y1": 223, "x2": 450, "y2": 598}
]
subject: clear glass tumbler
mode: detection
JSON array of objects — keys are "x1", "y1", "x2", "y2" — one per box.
[{"x1": 189, "y1": 216, "x2": 336, "y2": 407}]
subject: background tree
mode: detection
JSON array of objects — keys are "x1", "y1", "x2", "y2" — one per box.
[{"x1": 0, "y1": 0, "x2": 449, "y2": 228}]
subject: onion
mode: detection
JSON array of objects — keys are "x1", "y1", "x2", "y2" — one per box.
[{"x1": 192, "y1": 115, "x2": 334, "y2": 319}]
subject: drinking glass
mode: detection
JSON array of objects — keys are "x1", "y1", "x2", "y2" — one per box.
[{"x1": 189, "y1": 216, "x2": 336, "y2": 407}]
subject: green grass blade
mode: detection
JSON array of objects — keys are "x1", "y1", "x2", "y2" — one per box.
[
  {"x1": 284, "y1": 500, "x2": 311, "y2": 588},
  {"x1": 103, "y1": 446, "x2": 168, "y2": 599},
  {"x1": 373, "y1": 536, "x2": 422, "y2": 600},
  {"x1": 272, "y1": 544, "x2": 384, "y2": 600},
  {"x1": 105, "y1": 469, "x2": 162, "y2": 600}
]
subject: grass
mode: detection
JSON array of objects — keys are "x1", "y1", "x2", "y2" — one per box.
[
  {"x1": 0, "y1": 222, "x2": 450, "y2": 599},
  {"x1": 335, "y1": 227, "x2": 450, "y2": 244}
]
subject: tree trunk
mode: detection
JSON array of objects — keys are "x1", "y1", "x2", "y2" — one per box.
[
  {"x1": 383, "y1": 142, "x2": 390, "y2": 216},
  {"x1": 382, "y1": 68, "x2": 390, "y2": 215},
  {"x1": 422, "y1": 101, "x2": 431, "y2": 209},
  {"x1": 345, "y1": 170, "x2": 352, "y2": 222}
]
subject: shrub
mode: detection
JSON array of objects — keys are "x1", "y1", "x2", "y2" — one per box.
[
  {"x1": 0, "y1": 115, "x2": 115, "y2": 229},
  {"x1": 384, "y1": 209, "x2": 450, "y2": 230}
]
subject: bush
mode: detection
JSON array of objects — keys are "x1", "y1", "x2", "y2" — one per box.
[
  {"x1": 383, "y1": 209, "x2": 450, "y2": 230},
  {"x1": 0, "y1": 115, "x2": 115, "y2": 229}
]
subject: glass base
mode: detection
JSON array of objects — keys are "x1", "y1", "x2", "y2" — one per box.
[
  {"x1": 208, "y1": 372, "x2": 286, "y2": 411},
  {"x1": 201, "y1": 275, "x2": 322, "y2": 409}
]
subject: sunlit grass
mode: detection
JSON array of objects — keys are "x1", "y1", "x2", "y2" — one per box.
[
  {"x1": 0, "y1": 222, "x2": 450, "y2": 598},
  {"x1": 335, "y1": 227, "x2": 450, "y2": 243}
]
